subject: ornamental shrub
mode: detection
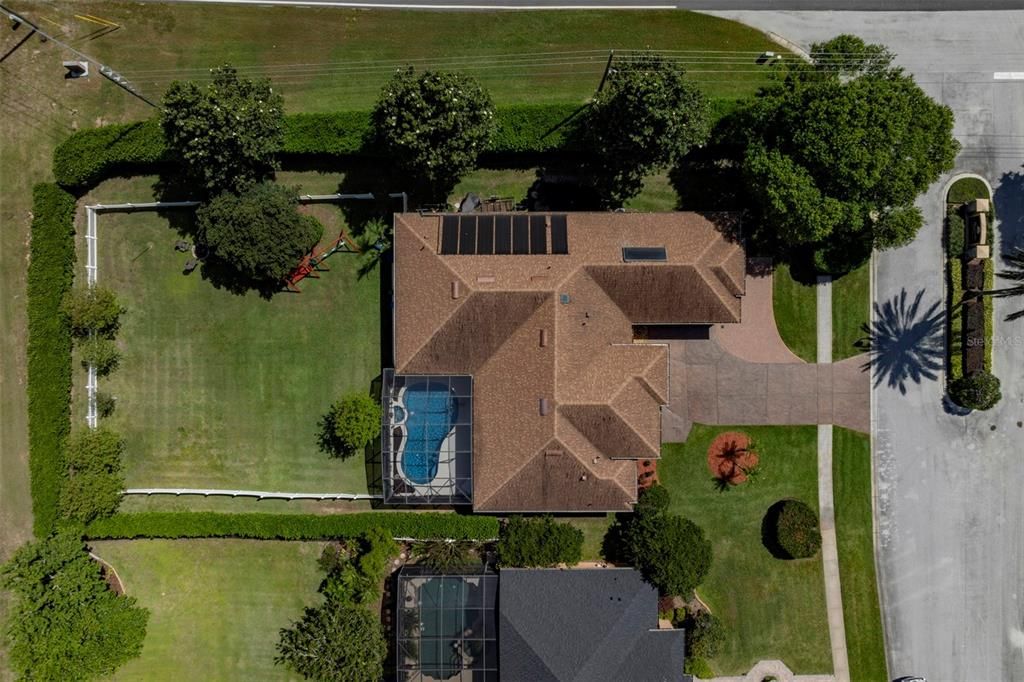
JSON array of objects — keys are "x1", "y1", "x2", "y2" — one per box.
[
  {"x1": 26, "y1": 184, "x2": 76, "y2": 537},
  {"x1": 372, "y1": 68, "x2": 494, "y2": 200},
  {"x1": 61, "y1": 286, "x2": 125, "y2": 338},
  {"x1": 950, "y1": 370, "x2": 1001, "y2": 411},
  {"x1": 497, "y1": 516, "x2": 583, "y2": 567},
  {"x1": 162, "y1": 64, "x2": 284, "y2": 194},
  {"x1": 627, "y1": 511, "x2": 713, "y2": 596},
  {"x1": 78, "y1": 337, "x2": 121, "y2": 377},
  {"x1": 947, "y1": 210, "x2": 965, "y2": 257},
  {"x1": 684, "y1": 611, "x2": 727, "y2": 660},
  {"x1": 769, "y1": 499, "x2": 822, "y2": 560},
  {"x1": 320, "y1": 392, "x2": 382, "y2": 458},
  {"x1": 59, "y1": 428, "x2": 125, "y2": 524}
]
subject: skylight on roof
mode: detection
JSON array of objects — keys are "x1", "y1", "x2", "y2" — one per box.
[{"x1": 622, "y1": 246, "x2": 667, "y2": 262}]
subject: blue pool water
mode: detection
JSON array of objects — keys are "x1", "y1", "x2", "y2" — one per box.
[{"x1": 400, "y1": 382, "x2": 458, "y2": 484}]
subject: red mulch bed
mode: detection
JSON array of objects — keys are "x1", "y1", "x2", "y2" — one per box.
[{"x1": 707, "y1": 431, "x2": 759, "y2": 486}]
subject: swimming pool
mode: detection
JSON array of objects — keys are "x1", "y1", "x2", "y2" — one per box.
[{"x1": 400, "y1": 381, "x2": 459, "y2": 484}]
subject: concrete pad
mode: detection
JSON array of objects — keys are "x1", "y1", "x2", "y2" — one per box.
[
  {"x1": 717, "y1": 393, "x2": 768, "y2": 424},
  {"x1": 717, "y1": 362, "x2": 767, "y2": 396}
]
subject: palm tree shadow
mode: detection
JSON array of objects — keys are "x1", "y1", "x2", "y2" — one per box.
[{"x1": 856, "y1": 289, "x2": 944, "y2": 394}]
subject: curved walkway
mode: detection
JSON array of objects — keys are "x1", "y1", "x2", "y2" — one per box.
[
  {"x1": 711, "y1": 659, "x2": 834, "y2": 682},
  {"x1": 715, "y1": 258, "x2": 806, "y2": 365}
]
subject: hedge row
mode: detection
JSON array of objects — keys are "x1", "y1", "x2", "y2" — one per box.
[
  {"x1": 85, "y1": 511, "x2": 500, "y2": 541},
  {"x1": 26, "y1": 184, "x2": 78, "y2": 538},
  {"x1": 54, "y1": 104, "x2": 582, "y2": 189}
]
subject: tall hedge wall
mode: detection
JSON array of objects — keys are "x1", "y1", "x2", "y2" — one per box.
[
  {"x1": 26, "y1": 184, "x2": 77, "y2": 538},
  {"x1": 85, "y1": 511, "x2": 500, "y2": 541},
  {"x1": 53, "y1": 104, "x2": 582, "y2": 190}
]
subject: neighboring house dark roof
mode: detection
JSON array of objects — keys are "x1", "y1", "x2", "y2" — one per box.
[{"x1": 498, "y1": 568, "x2": 687, "y2": 682}]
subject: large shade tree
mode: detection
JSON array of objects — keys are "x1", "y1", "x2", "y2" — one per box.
[
  {"x1": 372, "y1": 68, "x2": 494, "y2": 201},
  {"x1": 197, "y1": 182, "x2": 323, "y2": 287},
  {"x1": 579, "y1": 53, "x2": 710, "y2": 207},
  {"x1": 740, "y1": 35, "x2": 959, "y2": 273},
  {"x1": 162, "y1": 65, "x2": 284, "y2": 194},
  {"x1": 1, "y1": 530, "x2": 148, "y2": 681}
]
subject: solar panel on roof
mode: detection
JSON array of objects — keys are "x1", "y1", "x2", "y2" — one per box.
[
  {"x1": 529, "y1": 215, "x2": 547, "y2": 255},
  {"x1": 494, "y1": 216, "x2": 512, "y2": 254},
  {"x1": 512, "y1": 215, "x2": 529, "y2": 254},
  {"x1": 458, "y1": 216, "x2": 477, "y2": 255},
  {"x1": 622, "y1": 246, "x2": 667, "y2": 262},
  {"x1": 440, "y1": 216, "x2": 459, "y2": 254},
  {"x1": 477, "y1": 215, "x2": 494, "y2": 255},
  {"x1": 550, "y1": 215, "x2": 568, "y2": 254}
]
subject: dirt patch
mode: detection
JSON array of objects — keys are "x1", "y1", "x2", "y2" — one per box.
[
  {"x1": 90, "y1": 554, "x2": 124, "y2": 595},
  {"x1": 707, "y1": 431, "x2": 759, "y2": 485}
]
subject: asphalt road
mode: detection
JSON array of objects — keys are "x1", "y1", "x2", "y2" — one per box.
[
  {"x1": 148, "y1": 0, "x2": 1024, "y2": 10},
  {"x1": 707, "y1": 10, "x2": 1024, "y2": 682}
]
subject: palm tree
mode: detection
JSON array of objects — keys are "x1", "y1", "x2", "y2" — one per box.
[
  {"x1": 985, "y1": 247, "x2": 1024, "y2": 321},
  {"x1": 354, "y1": 218, "x2": 391, "y2": 280}
]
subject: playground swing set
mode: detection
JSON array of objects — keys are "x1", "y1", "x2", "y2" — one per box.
[{"x1": 284, "y1": 227, "x2": 362, "y2": 292}]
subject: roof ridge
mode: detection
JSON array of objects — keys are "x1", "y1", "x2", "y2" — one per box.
[
  {"x1": 695, "y1": 263, "x2": 739, "y2": 319},
  {"x1": 560, "y1": 402, "x2": 659, "y2": 461},
  {"x1": 607, "y1": 387, "x2": 662, "y2": 460},
  {"x1": 573, "y1": 585, "x2": 652, "y2": 682},
  {"x1": 393, "y1": 215, "x2": 474, "y2": 369}
]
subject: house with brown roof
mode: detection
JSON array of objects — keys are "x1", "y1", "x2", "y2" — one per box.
[{"x1": 380, "y1": 212, "x2": 744, "y2": 512}]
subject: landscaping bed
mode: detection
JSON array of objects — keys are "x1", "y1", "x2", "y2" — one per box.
[
  {"x1": 658, "y1": 424, "x2": 830, "y2": 675},
  {"x1": 944, "y1": 177, "x2": 996, "y2": 406}
]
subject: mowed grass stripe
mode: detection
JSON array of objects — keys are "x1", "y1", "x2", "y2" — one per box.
[
  {"x1": 833, "y1": 427, "x2": 888, "y2": 682},
  {"x1": 86, "y1": 193, "x2": 378, "y2": 492}
]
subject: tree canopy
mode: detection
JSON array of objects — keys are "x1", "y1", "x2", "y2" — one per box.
[
  {"x1": 319, "y1": 392, "x2": 382, "y2": 459},
  {"x1": 609, "y1": 485, "x2": 712, "y2": 596},
  {"x1": 579, "y1": 53, "x2": 710, "y2": 207},
  {"x1": 740, "y1": 35, "x2": 959, "y2": 272},
  {"x1": 162, "y1": 65, "x2": 284, "y2": 194},
  {"x1": 59, "y1": 428, "x2": 125, "y2": 523},
  {"x1": 1, "y1": 530, "x2": 148, "y2": 681},
  {"x1": 372, "y1": 68, "x2": 494, "y2": 200},
  {"x1": 276, "y1": 528, "x2": 393, "y2": 682},
  {"x1": 61, "y1": 285, "x2": 125, "y2": 338},
  {"x1": 197, "y1": 182, "x2": 323, "y2": 287}
]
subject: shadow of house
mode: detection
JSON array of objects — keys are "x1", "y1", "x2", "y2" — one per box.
[{"x1": 858, "y1": 289, "x2": 944, "y2": 395}]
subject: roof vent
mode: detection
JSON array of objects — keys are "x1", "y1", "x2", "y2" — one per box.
[
  {"x1": 539, "y1": 329, "x2": 548, "y2": 347},
  {"x1": 559, "y1": 293, "x2": 571, "y2": 305},
  {"x1": 451, "y1": 281, "x2": 461, "y2": 299},
  {"x1": 540, "y1": 398, "x2": 551, "y2": 416}
]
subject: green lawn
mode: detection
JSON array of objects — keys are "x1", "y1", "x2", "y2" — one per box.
[
  {"x1": 659, "y1": 425, "x2": 831, "y2": 675},
  {"x1": 947, "y1": 176, "x2": 989, "y2": 205},
  {"x1": 46, "y1": 3, "x2": 789, "y2": 111},
  {"x1": 833, "y1": 428, "x2": 887, "y2": 682},
  {"x1": 832, "y1": 261, "x2": 870, "y2": 361},
  {"x1": 78, "y1": 178, "x2": 379, "y2": 492},
  {"x1": 566, "y1": 514, "x2": 615, "y2": 561},
  {"x1": 91, "y1": 539, "x2": 323, "y2": 681},
  {"x1": 773, "y1": 263, "x2": 818, "y2": 363}
]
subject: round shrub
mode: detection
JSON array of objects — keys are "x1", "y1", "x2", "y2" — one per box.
[
  {"x1": 319, "y1": 392, "x2": 382, "y2": 459},
  {"x1": 950, "y1": 371, "x2": 1001, "y2": 411},
  {"x1": 685, "y1": 611, "x2": 726, "y2": 660},
  {"x1": 79, "y1": 337, "x2": 121, "y2": 377},
  {"x1": 764, "y1": 500, "x2": 821, "y2": 560}
]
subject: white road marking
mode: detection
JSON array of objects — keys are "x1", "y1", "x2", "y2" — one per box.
[{"x1": 993, "y1": 72, "x2": 1024, "y2": 80}]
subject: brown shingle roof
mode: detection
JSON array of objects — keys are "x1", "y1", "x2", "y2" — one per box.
[{"x1": 393, "y1": 211, "x2": 744, "y2": 512}]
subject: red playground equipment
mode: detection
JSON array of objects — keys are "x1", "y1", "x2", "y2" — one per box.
[{"x1": 284, "y1": 229, "x2": 359, "y2": 292}]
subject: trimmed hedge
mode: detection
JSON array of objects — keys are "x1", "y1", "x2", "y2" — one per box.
[
  {"x1": 54, "y1": 104, "x2": 582, "y2": 190},
  {"x1": 773, "y1": 499, "x2": 821, "y2": 560},
  {"x1": 85, "y1": 512, "x2": 500, "y2": 541},
  {"x1": 496, "y1": 515, "x2": 584, "y2": 567},
  {"x1": 26, "y1": 184, "x2": 77, "y2": 538}
]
